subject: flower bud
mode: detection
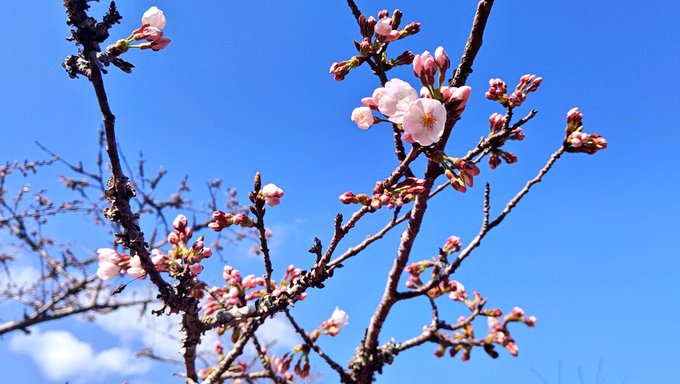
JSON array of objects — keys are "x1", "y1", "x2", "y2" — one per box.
[{"x1": 434, "y1": 46, "x2": 450, "y2": 73}]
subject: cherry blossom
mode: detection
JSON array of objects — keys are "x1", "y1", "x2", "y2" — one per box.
[
  {"x1": 320, "y1": 307, "x2": 349, "y2": 336},
  {"x1": 261, "y1": 183, "x2": 284, "y2": 206},
  {"x1": 402, "y1": 98, "x2": 447, "y2": 146},
  {"x1": 126, "y1": 256, "x2": 146, "y2": 279},
  {"x1": 142, "y1": 6, "x2": 167, "y2": 30},
  {"x1": 351, "y1": 106, "x2": 374, "y2": 129},
  {"x1": 376, "y1": 79, "x2": 418, "y2": 124},
  {"x1": 96, "y1": 248, "x2": 123, "y2": 280}
]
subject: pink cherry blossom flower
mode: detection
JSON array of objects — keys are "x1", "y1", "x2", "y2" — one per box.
[
  {"x1": 402, "y1": 98, "x2": 447, "y2": 146},
  {"x1": 377, "y1": 79, "x2": 418, "y2": 124},
  {"x1": 126, "y1": 256, "x2": 146, "y2": 279},
  {"x1": 142, "y1": 6, "x2": 167, "y2": 30},
  {"x1": 97, "y1": 260, "x2": 121, "y2": 280},
  {"x1": 321, "y1": 307, "x2": 349, "y2": 336},
  {"x1": 151, "y1": 249, "x2": 167, "y2": 272},
  {"x1": 374, "y1": 18, "x2": 392, "y2": 35},
  {"x1": 96, "y1": 248, "x2": 123, "y2": 280},
  {"x1": 351, "y1": 106, "x2": 374, "y2": 129},
  {"x1": 262, "y1": 183, "x2": 284, "y2": 206},
  {"x1": 374, "y1": 18, "x2": 400, "y2": 41}
]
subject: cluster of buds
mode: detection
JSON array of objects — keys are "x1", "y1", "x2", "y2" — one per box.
[
  {"x1": 442, "y1": 235, "x2": 462, "y2": 254},
  {"x1": 96, "y1": 248, "x2": 150, "y2": 280},
  {"x1": 202, "y1": 265, "x2": 307, "y2": 316},
  {"x1": 488, "y1": 112, "x2": 524, "y2": 140},
  {"x1": 485, "y1": 74, "x2": 542, "y2": 108},
  {"x1": 405, "y1": 260, "x2": 468, "y2": 301},
  {"x1": 95, "y1": 214, "x2": 208, "y2": 289},
  {"x1": 198, "y1": 360, "x2": 247, "y2": 381},
  {"x1": 413, "y1": 46, "x2": 473, "y2": 116},
  {"x1": 329, "y1": 9, "x2": 420, "y2": 81},
  {"x1": 564, "y1": 108, "x2": 608, "y2": 154},
  {"x1": 484, "y1": 306, "x2": 537, "y2": 357},
  {"x1": 106, "y1": 7, "x2": 171, "y2": 54},
  {"x1": 203, "y1": 267, "x2": 266, "y2": 315},
  {"x1": 329, "y1": 56, "x2": 362, "y2": 81},
  {"x1": 436, "y1": 153, "x2": 480, "y2": 193},
  {"x1": 488, "y1": 150, "x2": 518, "y2": 170},
  {"x1": 209, "y1": 211, "x2": 255, "y2": 232},
  {"x1": 486, "y1": 112, "x2": 524, "y2": 170},
  {"x1": 339, "y1": 177, "x2": 426, "y2": 209}
]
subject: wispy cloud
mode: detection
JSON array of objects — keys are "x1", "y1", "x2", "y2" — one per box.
[{"x1": 9, "y1": 328, "x2": 150, "y2": 383}]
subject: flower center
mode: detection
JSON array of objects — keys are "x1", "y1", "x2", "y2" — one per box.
[{"x1": 421, "y1": 112, "x2": 436, "y2": 131}]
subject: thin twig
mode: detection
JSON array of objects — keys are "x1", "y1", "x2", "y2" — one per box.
[{"x1": 284, "y1": 309, "x2": 351, "y2": 382}]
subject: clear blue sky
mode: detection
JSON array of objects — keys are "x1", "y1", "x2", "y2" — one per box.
[{"x1": 1, "y1": 1, "x2": 678, "y2": 383}]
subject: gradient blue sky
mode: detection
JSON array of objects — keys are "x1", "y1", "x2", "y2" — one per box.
[{"x1": 1, "y1": 1, "x2": 678, "y2": 383}]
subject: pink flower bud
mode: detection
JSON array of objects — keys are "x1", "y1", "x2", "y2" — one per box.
[
  {"x1": 434, "y1": 46, "x2": 450, "y2": 72},
  {"x1": 339, "y1": 191, "x2": 356, "y2": 204},
  {"x1": 361, "y1": 97, "x2": 378, "y2": 109},
  {"x1": 167, "y1": 232, "x2": 180, "y2": 246},
  {"x1": 173, "y1": 214, "x2": 188, "y2": 232},
  {"x1": 126, "y1": 256, "x2": 146, "y2": 279},
  {"x1": 489, "y1": 112, "x2": 505, "y2": 131},
  {"x1": 413, "y1": 54, "x2": 424, "y2": 78},
  {"x1": 142, "y1": 7, "x2": 167, "y2": 30},
  {"x1": 443, "y1": 236, "x2": 462, "y2": 253},
  {"x1": 190, "y1": 263, "x2": 204, "y2": 276},
  {"x1": 134, "y1": 26, "x2": 163, "y2": 42},
  {"x1": 524, "y1": 316, "x2": 537, "y2": 327}
]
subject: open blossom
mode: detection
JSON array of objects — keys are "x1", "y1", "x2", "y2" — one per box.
[
  {"x1": 133, "y1": 7, "x2": 171, "y2": 51},
  {"x1": 376, "y1": 79, "x2": 418, "y2": 124},
  {"x1": 96, "y1": 248, "x2": 123, "y2": 280},
  {"x1": 374, "y1": 18, "x2": 400, "y2": 41},
  {"x1": 321, "y1": 307, "x2": 349, "y2": 336},
  {"x1": 351, "y1": 106, "x2": 374, "y2": 129},
  {"x1": 402, "y1": 98, "x2": 447, "y2": 146},
  {"x1": 262, "y1": 183, "x2": 284, "y2": 206}
]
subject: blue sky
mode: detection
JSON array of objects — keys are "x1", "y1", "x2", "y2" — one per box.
[{"x1": 1, "y1": 1, "x2": 678, "y2": 383}]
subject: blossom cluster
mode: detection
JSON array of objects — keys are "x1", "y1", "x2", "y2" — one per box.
[
  {"x1": 351, "y1": 47, "x2": 471, "y2": 147},
  {"x1": 209, "y1": 211, "x2": 254, "y2": 232},
  {"x1": 435, "y1": 154, "x2": 480, "y2": 193},
  {"x1": 107, "y1": 6, "x2": 171, "y2": 54},
  {"x1": 329, "y1": 9, "x2": 420, "y2": 81},
  {"x1": 564, "y1": 107, "x2": 608, "y2": 154},
  {"x1": 339, "y1": 177, "x2": 426, "y2": 209},
  {"x1": 486, "y1": 112, "x2": 524, "y2": 170},
  {"x1": 485, "y1": 74, "x2": 542, "y2": 108},
  {"x1": 202, "y1": 265, "x2": 307, "y2": 316},
  {"x1": 429, "y1": 294, "x2": 536, "y2": 361},
  {"x1": 96, "y1": 214, "x2": 211, "y2": 300},
  {"x1": 96, "y1": 248, "x2": 153, "y2": 280}
]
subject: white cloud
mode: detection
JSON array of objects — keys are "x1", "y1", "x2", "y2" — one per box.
[
  {"x1": 256, "y1": 315, "x2": 300, "y2": 351},
  {"x1": 9, "y1": 328, "x2": 150, "y2": 383},
  {"x1": 95, "y1": 303, "x2": 182, "y2": 358}
]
